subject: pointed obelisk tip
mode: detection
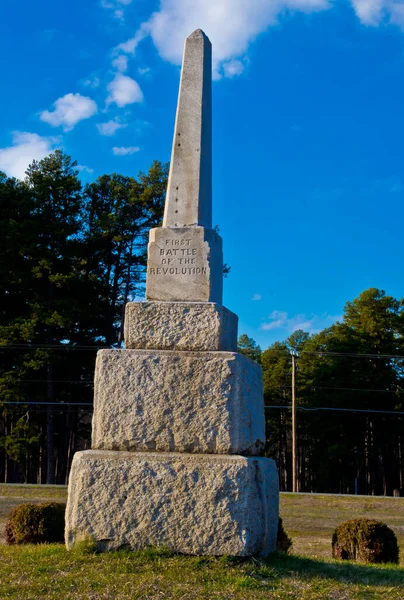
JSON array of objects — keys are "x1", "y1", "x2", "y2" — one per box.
[{"x1": 187, "y1": 29, "x2": 211, "y2": 44}]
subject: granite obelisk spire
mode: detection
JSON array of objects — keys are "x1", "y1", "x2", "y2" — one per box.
[
  {"x1": 146, "y1": 30, "x2": 222, "y2": 303},
  {"x1": 163, "y1": 29, "x2": 212, "y2": 228}
]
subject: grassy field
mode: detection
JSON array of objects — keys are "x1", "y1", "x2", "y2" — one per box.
[
  {"x1": 0, "y1": 486, "x2": 403, "y2": 599},
  {"x1": 281, "y1": 493, "x2": 404, "y2": 562}
]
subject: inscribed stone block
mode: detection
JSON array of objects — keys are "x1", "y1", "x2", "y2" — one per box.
[{"x1": 146, "y1": 226, "x2": 223, "y2": 303}]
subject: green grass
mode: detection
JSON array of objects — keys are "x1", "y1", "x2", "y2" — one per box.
[
  {"x1": 0, "y1": 545, "x2": 403, "y2": 599},
  {"x1": 1, "y1": 486, "x2": 404, "y2": 599}
]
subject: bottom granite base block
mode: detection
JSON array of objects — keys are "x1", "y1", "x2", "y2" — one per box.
[{"x1": 65, "y1": 450, "x2": 279, "y2": 556}]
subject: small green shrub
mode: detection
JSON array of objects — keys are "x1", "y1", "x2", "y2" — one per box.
[
  {"x1": 332, "y1": 518, "x2": 399, "y2": 564},
  {"x1": 277, "y1": 517, "x2": 292, "y2": 554},
  {"x1": 5, "y1": 502, "x2": 66, "y2": 545}
]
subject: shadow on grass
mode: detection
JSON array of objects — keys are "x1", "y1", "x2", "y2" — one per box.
[{"x1": 263, "y1": 552, "x2": 404, "y2": 586}]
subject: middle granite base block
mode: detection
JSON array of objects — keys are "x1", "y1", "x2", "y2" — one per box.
[
  {"x1": 65, "y1": 450, "x2": 279, "y2": 556},
  {"x1": 92, "y1": 349, "x2": 265, "y2": 455}
]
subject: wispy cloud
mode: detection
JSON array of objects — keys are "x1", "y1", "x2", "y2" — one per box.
[
  {"x1": 106, "y1": 74, "x2": 143, "y2": 107},
  {"x1": 118, "y1": 23, "x2": 150, "y2": 54},
  {"x1": 0, "y1": 132, "x2": 60, "y2": 180},
  {"x1": 76, "y1": 164, "x2": 94, "y2": 174},
  {"x1": 251, "y1": 293, "x2": 262, "y2": 301},
  {"x1": 112, "y1": 146, "x2": 140, "y2": 155},
  {"x1": 97, "y1": 119, "x2": 127, "y2": 136},
  {"x1": 102, "y1": 0, "x2": 133, "y2": 21},
  {"x1": 112, "y1": 55, "x2": 128, "y2": 72},
  {"x1": 82, "y1": 75, "x2": 101, "y2": 89},
  {"x1": 40, "y1": 93, "x2": 97, "y2": 131},
  {"x1": 261, "y1": 310, "x2": 342, "y2": 334}
]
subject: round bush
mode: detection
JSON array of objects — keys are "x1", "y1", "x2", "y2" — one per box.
[
  {"x1": 5, "y1": 502, "x2": 66, "y2": 545},
  {"x1": 332, "y1": 518, "x2": 399, "y2": 564},
  {"x1": 277, "y1": 517, "x2": 293, "y2": 554}
]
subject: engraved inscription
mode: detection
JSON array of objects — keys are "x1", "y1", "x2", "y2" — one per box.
[{"x1": 149, "y1": 236, "x2": 208, "y2": 277}]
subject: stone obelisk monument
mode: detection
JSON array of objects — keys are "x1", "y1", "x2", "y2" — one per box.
[{"x1": 65, "y1": 29, "x2": 279, "y2": 556}]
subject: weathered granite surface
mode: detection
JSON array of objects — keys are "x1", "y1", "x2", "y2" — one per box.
[
  {"x1": 163, "y1": 29, "x2": 212, "y2": 229},
  {"x1": 146, "y1": 226, "x2": 223, "y2": 303},
  {"x1": 124, "y1": 302, "x2": 238, "y2": 351},
  {"x1": 92, "y1": 350, "x2": 265, "y2": 455},
  {"x1": 65, "y1": 450, "x2": 279, "y2": 556}
]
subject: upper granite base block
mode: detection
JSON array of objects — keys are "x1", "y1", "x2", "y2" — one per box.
[
  {"x1": 92, "y1": 349, "x2": 265, "y2": 455},
  {"x1": 65, "y1": 450, "x2": 279, "y2": 556},
  {"x1": 124, "y1": 302, "x2": 238, "y2": 351}
]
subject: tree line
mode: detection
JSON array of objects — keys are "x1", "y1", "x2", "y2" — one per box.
[
  {"x1": 0, "y1": 151, "x2": 167, "y2": 484},
  {"x1": 239, "y1": 288, "x2": 404, "y2": 496},
  {"x1": 1, "y1": 152, "x2": 403, "y2": 495}
]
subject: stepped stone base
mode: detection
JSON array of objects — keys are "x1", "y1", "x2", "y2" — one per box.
[
  {"x1": 92, "y1": 350, "x2": 265, "y2": 455},
  {"x1": 124, "y1": 302, "x2": 238, "y2": 351},
  {"x1": 65, "y1": 450, "x2": 279, "y2": 556}
]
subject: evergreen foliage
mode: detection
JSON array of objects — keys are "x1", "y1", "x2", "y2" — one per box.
[
  {"x1": 1, "y1": 151, "x2": 404, "y2": 495},
  {"x1": 332, "y1": 518, "x2": 399, "y2": 564},
  {"x1": 0, "y1": 152, "x2": 167, "y2": 484},
  {"x1": 237, "y1": 334, "x2": 262, "y2": 363},
  {"x1": 263, "y1": 288, "x2": 404, "y2": 495}
]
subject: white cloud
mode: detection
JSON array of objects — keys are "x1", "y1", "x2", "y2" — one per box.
[
  {"x1": 106, "y1": 74, "x2": 143, "y2": 107},
  {"x1": 76, "y1": 164, "x2": 94, "y2": 174},
  {"x1": 0, "y1": 132, "x2": 59, "y2": 180},
  {"x1": 251, "y1": 293, "x2": 262, "y2": 301},
  {"x1": 112, "y1": 146, "x2": 140, "y2": 155},
  {"x1": 118, "y1": 0, "x2": 404, "y2": 78},
  {"x1": 112, "y1": 55, "x2": 128, "y2": 72},
  {"x1": 114, "y1": 8, "x2": 124, "y2": 20},
  {"x1": 40, "y1": 93, "x2": 97, "y2": 131},
  {"x1": 350, "y1": 0, "x2": 404, "y2": 27},
  {"x1": 261, "y1": 310, "x2": 342, "y2": 334},
  {"x1": 222, "y1": 59, "x2": 245, "y2": 78},
  {"x1": 350, "y1": 0, "x2": 384, "y2": 24},
  {"x1": 119, "y1": 0, "x2": 329, "y2": 77},
  {"x1": 138, "y1": 67, "x2": 151, "y2": 76},
  {"x1": 97, "y1": 119, "x2": 127, "y2": 136},
  {"x1": 83, "y1": 75, "x2": 100, "y2": 89}
]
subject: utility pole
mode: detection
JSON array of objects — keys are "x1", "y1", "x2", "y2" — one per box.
[{"x1": 291, "y1": 351, "x2": 297, "y2": 493}]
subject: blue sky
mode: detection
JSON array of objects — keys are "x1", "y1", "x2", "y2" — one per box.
[{"x1": 1, "y1": 0, "x2": 403, "y2": 349}]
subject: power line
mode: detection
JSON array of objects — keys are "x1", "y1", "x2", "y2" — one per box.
[
  {"x1": 265, "y1": 405, "x2": 404, "y2": 415},
  {"x1": 278, "y1": 385, "x2": 400, "y2": 394},
  {"x1": 17, "y1": 380, "x2": 93, "y2": 384},
  {"x1": 1, "y1": 401, "x2": 93, "y2": 406},
  {"x1": 1, "y1": 346, "x2": 403, "y2": 358},
  {"x1": 299, "y1": 350, "x2": 404, "y2": 359},
  {"x1": 0, "y1": 344, "x2": 104, "y2": 350},
  {"x1": 310, "y1": 385, "x2": 399, "y2": 394}
]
